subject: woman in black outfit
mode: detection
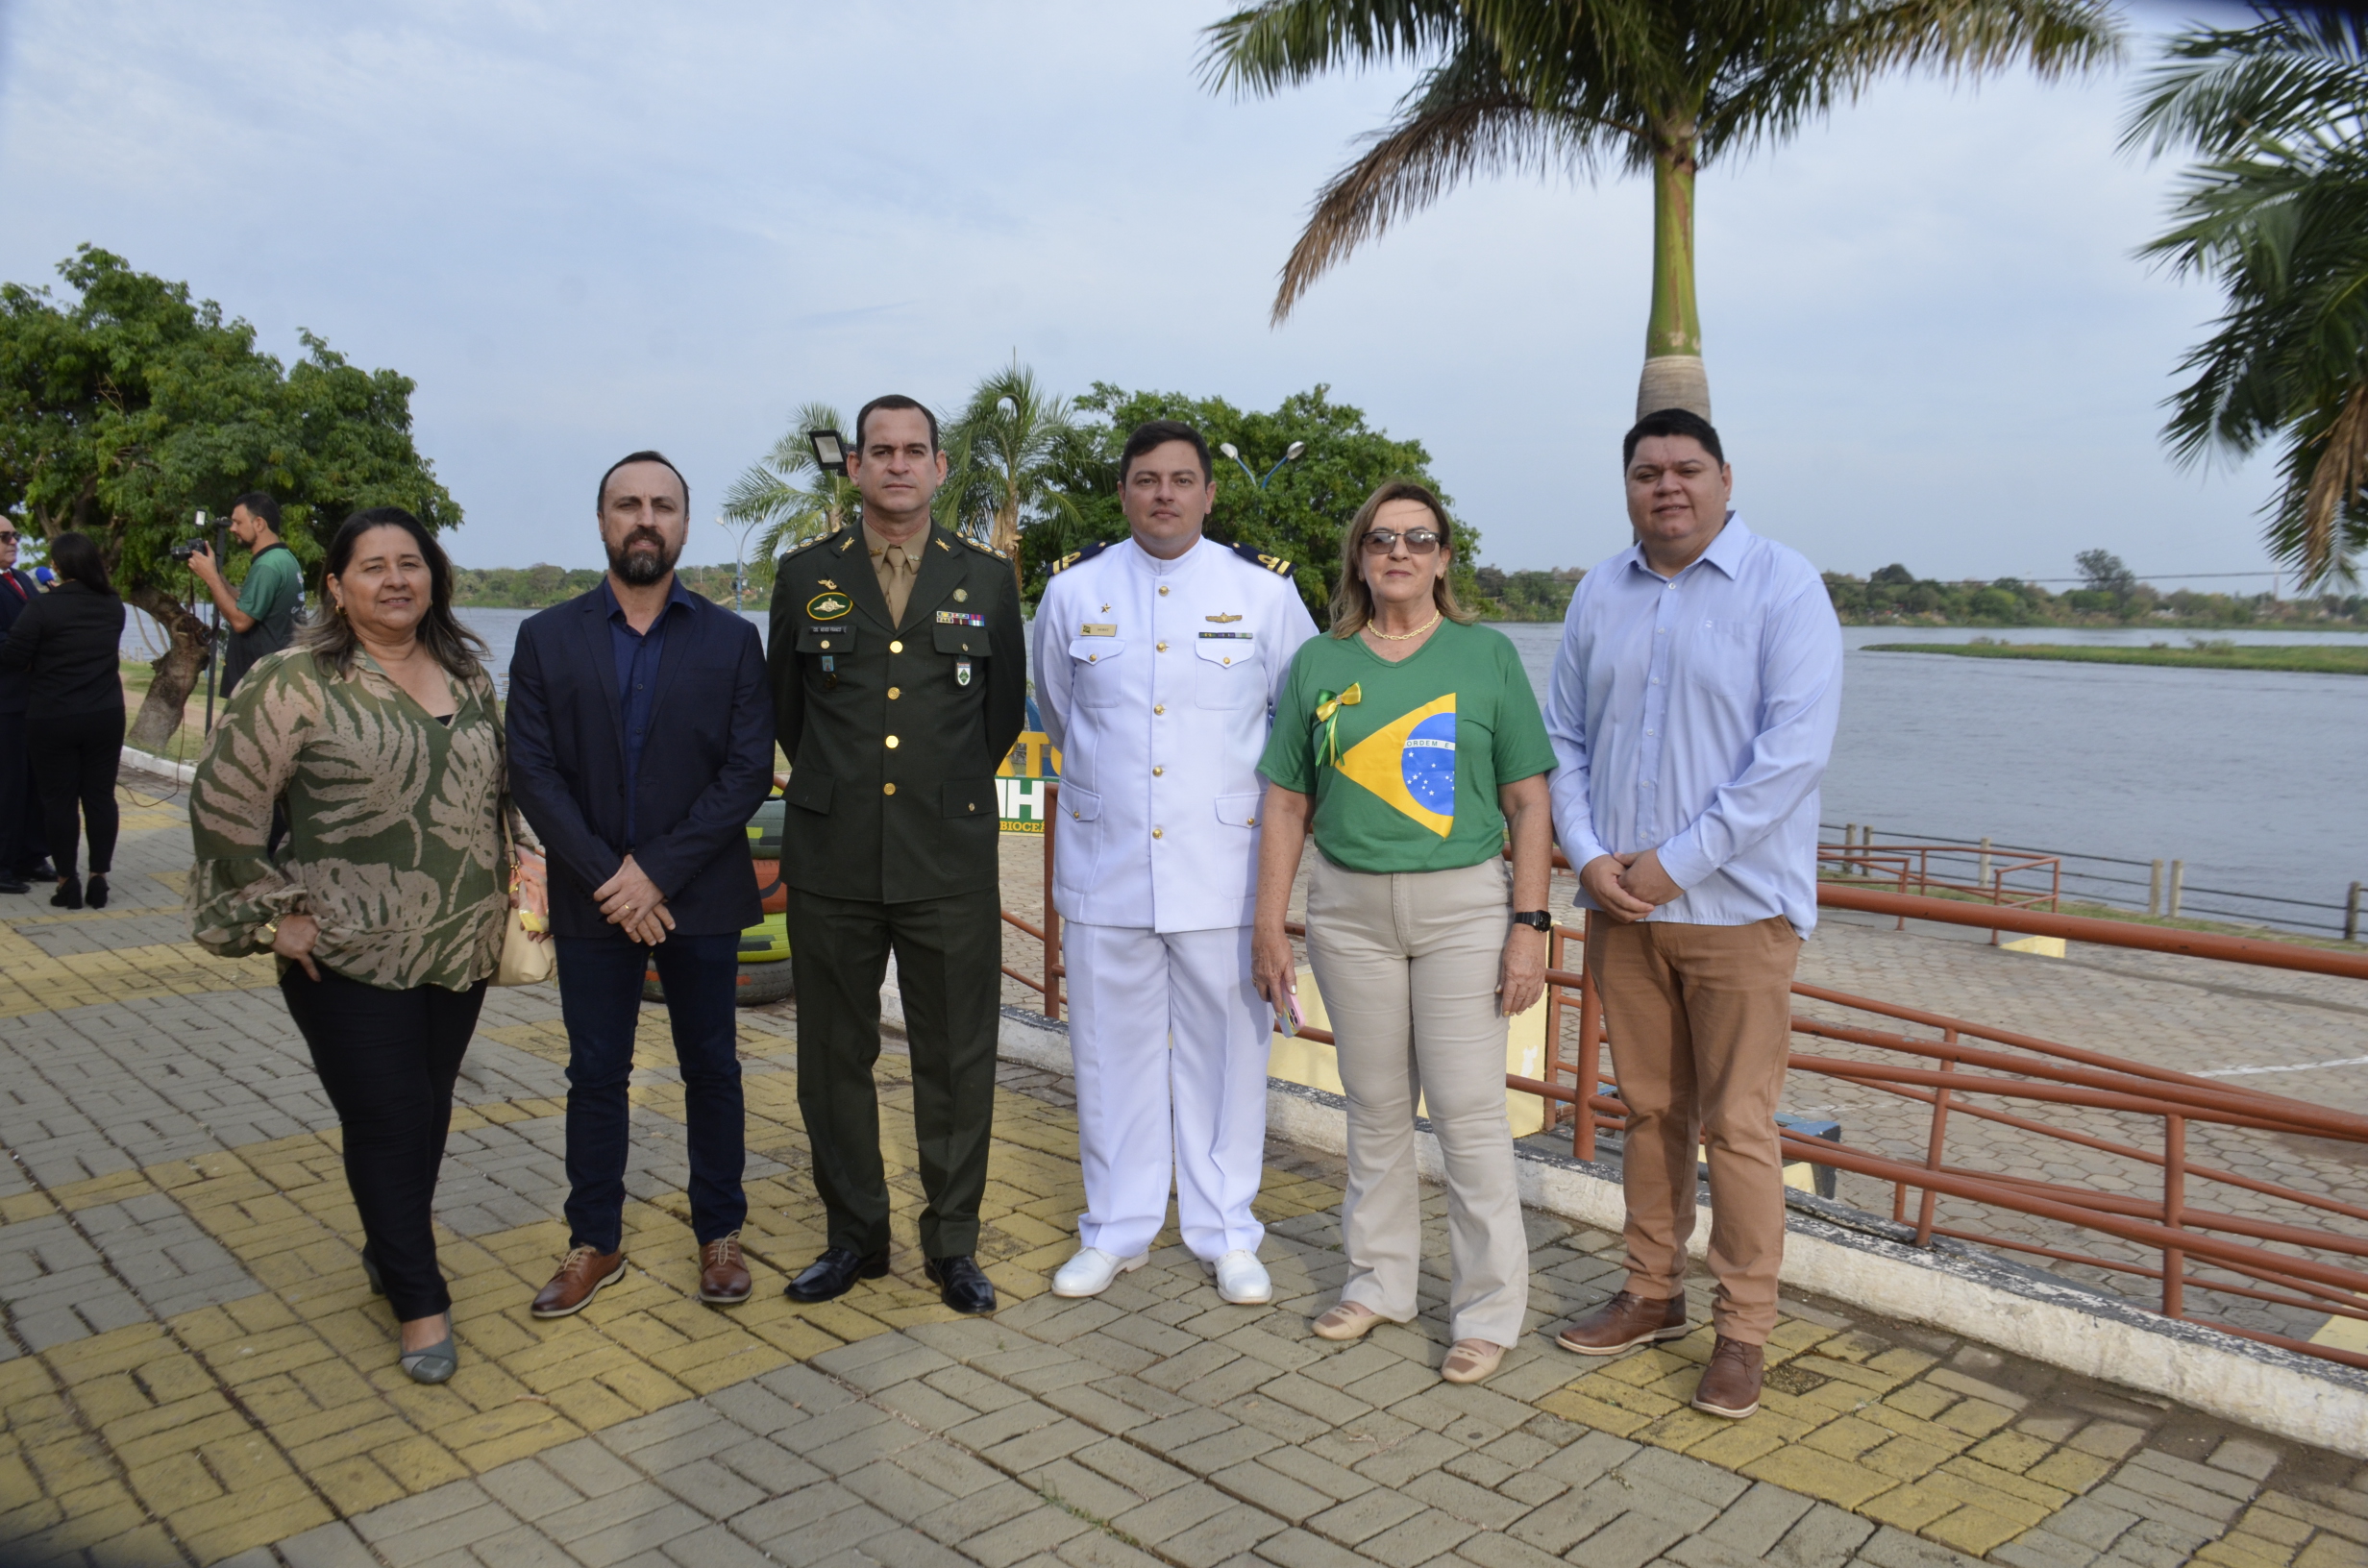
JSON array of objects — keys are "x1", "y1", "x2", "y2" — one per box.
[{"x1": 0, "y1": 533, "x2": 128, "y2": 909}]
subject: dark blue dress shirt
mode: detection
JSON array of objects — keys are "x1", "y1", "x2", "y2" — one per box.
[{"x1": 602, "y1": 576, "x2": 697, "y2": 847}]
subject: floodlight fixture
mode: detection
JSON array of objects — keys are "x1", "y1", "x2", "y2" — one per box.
[{"x1": 808, "y1": 429, "x2": 848, "y2": 476}]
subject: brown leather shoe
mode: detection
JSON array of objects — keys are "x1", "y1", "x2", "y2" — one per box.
[
  {"x1": 531, "y1": 1245, "x2": 626, "y2": 1318},
  {"x1": 1691, "y1": 1335, "x2": 1764, "y2": 1418},
  {"x1": 699, "y1": 1233, "x2": 752, "y2": 1306},
  {"x1": 1554, "y1": 1290, "x2": 1689, "y2": 1356}
]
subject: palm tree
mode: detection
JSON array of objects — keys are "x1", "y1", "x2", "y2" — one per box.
[
  {"x1": 1201, "y1": 0, "x2": 2120, "y2": 419},
  {"x1": 723, "y1": 401, "x2": 862, "y2": 561},
  {"x1": 941, "y1": 362, "x2": 1086, "y2": 590},
  {"x1": 2126, "y1": 9, "x2": 2368, "y2": 587}
]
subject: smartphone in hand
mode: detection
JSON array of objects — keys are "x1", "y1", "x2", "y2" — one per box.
[{"x1": 1274, "y1": 988, "x2": 1305, "y2": 1038}]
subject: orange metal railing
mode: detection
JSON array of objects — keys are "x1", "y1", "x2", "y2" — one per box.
[{"x1": 1006, "y1": 815, "x2": 2368, "y2": 1369}]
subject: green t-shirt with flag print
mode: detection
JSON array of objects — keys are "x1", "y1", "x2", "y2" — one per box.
[{"x1": 1258, "y1": 618, "x2": 1558, "y2": 875}]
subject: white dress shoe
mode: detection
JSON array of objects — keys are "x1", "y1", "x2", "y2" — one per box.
[
  {"x1": 1051, "y1": 1246, "x2": 1147, "y2": 1298},
  {"x1": 1208, "y1": 1249, "x2": 1272, "y2": 1306}
]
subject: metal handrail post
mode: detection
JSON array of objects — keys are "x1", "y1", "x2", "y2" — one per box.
[
  {"x1": 2164, "y1": 1114, "x2": 2186, "y2": 1318},
  {"x1": 1043, "y1": 782, "x2": 1061, "y2": 1020}
]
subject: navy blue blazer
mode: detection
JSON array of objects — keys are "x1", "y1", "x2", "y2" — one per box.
[{"x1": 506, "y1": 584, "x2": 775, "y2": 940}]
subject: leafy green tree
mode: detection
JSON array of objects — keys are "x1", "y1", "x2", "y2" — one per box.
[
  {"x1": 2127, "y1": 10, "x2": 2368, "y2": 585},
  {"x1": 1200, "y1": 0, "x2": 2118, "y2": 419},
  {"x1": 0, "y1": 247, "x2": 457, "y2": 747},
  {"x1": 939, "y1": 364, "x2": 1088, "y2": 594},
  {"x1": 723, "y1": 401, "x2": 862, "y2": 559},
  {"x1": 1027, "y1": 383, "x2": 1474, "y2": 626}
]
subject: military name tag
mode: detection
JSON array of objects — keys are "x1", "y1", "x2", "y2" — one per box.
[
  {"x1": 806, "y1": 591, "x2": 852, "y2": 619},
  {"x1": 809, "y1": 623, "x2": 849, "y2": 634},
  {"x1": 937, "y1": 610, "x2": 986, "y2": 627},
  {"x1": 1080, "y1": 623, "x2": 1117, "y2": 636}
]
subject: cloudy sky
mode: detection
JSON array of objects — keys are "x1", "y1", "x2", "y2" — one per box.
[{"x1": 0, "y1": 1, "x2": 2278, "y2": 586}]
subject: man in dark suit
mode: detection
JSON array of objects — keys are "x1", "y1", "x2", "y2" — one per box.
[
  {"x1": 0, "y1": 523, "x2": 51, "y2": 894},
  {"x1": 508, "y1": 451, "x2": 775, "y2": 1317},
  {"x1": 770, "y1": 395, "x2": 1025, "y2": 1314}
]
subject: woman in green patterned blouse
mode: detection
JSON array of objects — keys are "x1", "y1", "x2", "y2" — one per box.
[{"x1": 189, "y1": 506, "x2": 532, "y2": 1385}]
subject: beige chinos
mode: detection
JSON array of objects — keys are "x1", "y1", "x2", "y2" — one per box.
[
  {"x1": 1584, "y1": 915, "x2": 1801, "y2": 1344},
  {"x1": 1305, "y1": 853, "x2": 1529, "y2": 1348}
]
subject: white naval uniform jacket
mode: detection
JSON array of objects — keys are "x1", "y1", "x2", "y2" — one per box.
[{"x1": 1033, "y1": 535, "x2": 1318, "y2": 934}]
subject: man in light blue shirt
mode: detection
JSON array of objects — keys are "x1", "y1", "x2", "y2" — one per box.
[{"x1": 1542, "y1": 408, "x2": 1842, "y2": 1423}]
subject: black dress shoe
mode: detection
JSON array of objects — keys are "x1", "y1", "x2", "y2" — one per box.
[
  {"x1": 0, "y1": 877, "x2": 27, "y2": 895},
  {"x1": 19, "y1": 861, "x2": 54, "y2": 881},
  {"x1": 925, "y1": 1255, "x2": 997, "y2": 1315},
  {"x1": 785, "y1": 1246, "x2": 888, "y2": 1303}
]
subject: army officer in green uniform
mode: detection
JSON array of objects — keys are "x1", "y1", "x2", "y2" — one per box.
[{"x1": 769, "y1": 394, "x2": 1026, "y2": 1314}]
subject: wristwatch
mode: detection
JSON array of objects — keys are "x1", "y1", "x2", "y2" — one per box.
[{"x1": 1511, "y1": 910, "x2": 1552, "y2": 932}]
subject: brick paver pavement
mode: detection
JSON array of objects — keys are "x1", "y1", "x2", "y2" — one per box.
[{"x1": 3, "y1": 776, "x2": 2365, "y2": 1568}]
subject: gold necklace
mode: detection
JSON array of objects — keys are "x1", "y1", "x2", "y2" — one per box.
[{"x1": 1366, "y1": 609, "x2": 1442, "y2": 642}]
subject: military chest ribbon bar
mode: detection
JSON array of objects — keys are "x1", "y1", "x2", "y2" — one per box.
[{"x1": 1313, "y1": 683, "x2": 1361, "y2": 768}]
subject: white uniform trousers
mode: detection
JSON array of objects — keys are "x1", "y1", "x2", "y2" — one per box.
[{"x1": 1064, "y1": 921, "x2": 1270, "y2": 1262}]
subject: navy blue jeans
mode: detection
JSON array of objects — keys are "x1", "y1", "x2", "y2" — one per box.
[{"x1": 555, "y1": 932, "x2": 747, "y2": 1253}]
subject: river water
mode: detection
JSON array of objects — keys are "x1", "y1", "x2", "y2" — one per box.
[{"x1": 128, "y1": 605, "x2": 2367, "y2": 930}]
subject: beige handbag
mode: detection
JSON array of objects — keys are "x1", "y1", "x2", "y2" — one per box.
[{"x1": 493, "y1": 818, "x2": 555, "y2": 988}]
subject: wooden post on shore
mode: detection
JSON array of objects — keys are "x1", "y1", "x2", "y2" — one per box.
[
  {"x1": 1978, "y1": 837, "x2": 1992, "y2": 893},
  {"x1": 2169, "y1": 861, "x2": 2185, "y2": 919},
  {"x1": 2348, "y1": 881, "x2": 2361, "y2": 943},
  {"x1": 2149, "y1": 861, "x2": 2163, "y2": 918},
  {"x1": 1844, "y1": 823, "x2": 1858, "y2": 875}
]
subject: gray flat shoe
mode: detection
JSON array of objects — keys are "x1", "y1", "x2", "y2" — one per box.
[{"x1": 399, "y1": 1329, "x2": 456, "y2": 1384}]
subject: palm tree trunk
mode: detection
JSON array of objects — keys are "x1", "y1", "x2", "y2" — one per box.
[{"x1": 1639, "y1": 127, "x2": 1710, "y2": 421}]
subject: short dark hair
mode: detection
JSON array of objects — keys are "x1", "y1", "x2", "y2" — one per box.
[
  {"x1": 597, "y1": 450, "x2": 690, "y2": 512},
  {"x1": 1622, "y1": 407, "x2": 1726, "y2": 469},
  {"x1": 855, "y1": 395, "x2": 939, "y2": 451},
  {"x1": 1119, "y1": 420, "x2": 1212, "y2": 484},
  {"x1": 229, "y1": 491, "x2": 281, "y2": 530},
  {"x1": 49, "y1": 531, "x2": 111, "y2": 596}
]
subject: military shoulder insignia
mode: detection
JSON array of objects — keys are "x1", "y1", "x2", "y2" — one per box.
[
  {"x1": 1049, "y1": 541, "x2": 1110, "y2": 576},
  {"x1": 1229, "y1": 541, "x2": 1292, "y2": 575},
  {"x1": 806, "y1": 590, "x2": 854, "y2": 620},
  {"x1": 817, "y1": 577, "x2": 838, "y2": 590},
  {"x1": 782, "y1": 532, "x2": 835, "y2": 560}
]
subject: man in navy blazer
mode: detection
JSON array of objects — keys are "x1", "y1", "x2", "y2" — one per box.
[
  {"x1": 0, "y1": 523, "x2": 51, "y2": 894},
  {"x1": 506, "y1": 451, "x2": 775, "y2": 1317}
]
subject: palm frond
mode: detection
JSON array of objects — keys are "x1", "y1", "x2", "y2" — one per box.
[
  {"x1": 1198, "y1": 0, "x2": 1465, "y2": 96},
  {"x1": 2296, "y1": 380, "x2": 2368, "y2": 582},
  {"x1": 1272, "y1": 38, "x2": 1620, "y2": 320},
  {"x1": 2123, "y1": 9, "x2": 2368, "y2": 159}
]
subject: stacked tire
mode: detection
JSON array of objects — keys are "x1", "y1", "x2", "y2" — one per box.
[{"x1": 642, "y1": 793, "x2": 796, "y2": 1006}]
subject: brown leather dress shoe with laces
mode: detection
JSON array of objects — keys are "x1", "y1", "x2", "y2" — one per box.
[
  {"x1": 1691, "y1": 1335, "x2": 1764, "y2": 1418},
  {"x1": 531, "y1": 1246, "x2": 626, "y2": 1318},
  {"x1": 1554, "y1": 1290, "x2": 1689, "y2": 1356},
  {"x1": 699, "y1": 1234, "x2": 752, "y2": 1306}
]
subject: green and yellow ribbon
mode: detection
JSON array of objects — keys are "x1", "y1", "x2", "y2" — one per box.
[{"x1": 1314, "y1": 683, "x2": 1361, "y2": 768}]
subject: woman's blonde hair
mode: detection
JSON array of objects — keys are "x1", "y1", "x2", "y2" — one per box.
[{"x1": 1327, "y1": 479, "x2": 1476, "y2": 638}]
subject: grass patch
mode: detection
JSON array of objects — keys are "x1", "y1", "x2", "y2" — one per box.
[{"x1": 1860, "y1": 639, "x2": 2368, "y2": 674}]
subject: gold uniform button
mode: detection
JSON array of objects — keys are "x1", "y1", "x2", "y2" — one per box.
[
  {"x1": 883, "y1": 783, "x2": 897, "y2": 796},
  {"x1": 887, "y1": 686, "x2": 900, "y2": 699},
  {"x1": 889, "y1": 639, "x2": 903, "y2": 653},
  {"x1": 1222, "y1": 656, "x2": 1232, "y2": 665},
  {"x1": 1152, "y1": 766, "x2": 1164, "y2": 776},
  {"x1": 1088, "y1": 653, "x2": 1098, "y2": 663},
  {"x1": 1151, "y1": 827, "x2": 1163, "y2": 839},
  {"x1": 1156, "y1": 641, "x2": 1168, "y2": 651},
  {"x1": 1159, "y1": 584, "x2": 1170, "y2": 596},
  {"x1": 820, "y1": 640, "x2": 831, "y2": 649},
  {"x1": 1246, "y1": 817, "x2": 1257, "y2": 826},
  {"x1": 885, "y1": 736, "x2": 900, "y2": 748},
  {"x1": 1153, "y1": 704, "x2": 1165, "y2": 715}
]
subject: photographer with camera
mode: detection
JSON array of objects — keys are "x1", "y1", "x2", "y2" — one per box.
[{"x1": 186, "y1": 492, "x2": 302, "y2": 697}]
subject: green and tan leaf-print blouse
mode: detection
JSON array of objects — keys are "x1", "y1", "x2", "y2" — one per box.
[{"x1": 187, "y1": 646, "x2": 526, "y2": 991}]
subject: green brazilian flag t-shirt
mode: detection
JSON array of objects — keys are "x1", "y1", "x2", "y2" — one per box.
[{"x1": 1258, "y1": 618, "x2": 1558, "y2": 875}]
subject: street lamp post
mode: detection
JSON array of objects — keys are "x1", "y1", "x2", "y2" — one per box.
[
  {"x1": 1218, "y1": 440, "x2": 1306, "y2": 491},
  {"x1": 717, "y1": 512, "x2": 766, "y2": 614}
]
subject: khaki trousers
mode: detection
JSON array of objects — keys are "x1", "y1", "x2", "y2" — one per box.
[
  {"x1": 1585, "y1": 916, "x2": 1800, "y2": 1344},
  {"x1": 1307, "y1": 854, "x2": 1528, "y2": 1347}
]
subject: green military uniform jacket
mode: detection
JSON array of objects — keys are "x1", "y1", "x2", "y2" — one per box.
[{"x1": 769, "y1": 524, "x2": 1027, "y2": 904}]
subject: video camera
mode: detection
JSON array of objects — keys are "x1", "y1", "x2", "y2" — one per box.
[{"x1": 171, "y1": 509, "x2": 227, "y2": 563}]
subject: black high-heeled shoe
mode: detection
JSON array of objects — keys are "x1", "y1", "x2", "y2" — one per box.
[
  {"x1": 85, "y1": 875, "x2": 108, "y2": 910},
  {"x1": 50, "y1": 874, "x2": 82, "y2": 910}
]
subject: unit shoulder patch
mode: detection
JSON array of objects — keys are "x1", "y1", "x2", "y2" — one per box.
[
  {"x1": 1048, "y1": 541, "x2": 1111, "y2": 576},
  {"x1": 1229, "y1": 541, "x2": 1293, "y2": 576}
]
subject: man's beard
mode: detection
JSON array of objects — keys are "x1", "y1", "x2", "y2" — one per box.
[{"x1": 608, "y1": 528, "x2": 679, "y2": 586}]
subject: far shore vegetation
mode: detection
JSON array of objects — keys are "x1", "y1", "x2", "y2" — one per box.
[{"x1": 1862, "y1": 639, "x2": 2368, "y2": 674}]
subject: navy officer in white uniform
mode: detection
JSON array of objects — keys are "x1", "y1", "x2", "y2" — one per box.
[{"x1": 1032, "y1": 419, "x2": 1319, "y2": 1304}]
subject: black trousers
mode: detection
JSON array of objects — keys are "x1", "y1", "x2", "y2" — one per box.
[
  {"x1": 28, "y1": 709, "x2": 122, "y2": 878},
  {"x1": 280, "y1": 965, "x2": 488, "y2": 1321},
  {"x1": 788, "y1": 886, "x2": 1001, "y2": 1259},
  {"x1": 0, "y1": 708, "x2": 39, "y2": 874}
]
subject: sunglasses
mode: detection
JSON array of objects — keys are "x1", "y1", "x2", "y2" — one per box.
[
  {"x1": 1361, "y1": 527, "x2": 1443, "y2": 555},
  {"x1": 0, "y1": 532, "x2": 17, "y2": 545}
]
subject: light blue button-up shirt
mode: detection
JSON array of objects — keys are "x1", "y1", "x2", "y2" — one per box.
[{"x1": 1545, "y1": 514, "x2": 1843, "y2": 936}]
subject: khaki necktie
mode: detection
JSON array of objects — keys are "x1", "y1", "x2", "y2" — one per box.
[{"x1": 872, "y1": 536, "x2": 919, "y2": 625}]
